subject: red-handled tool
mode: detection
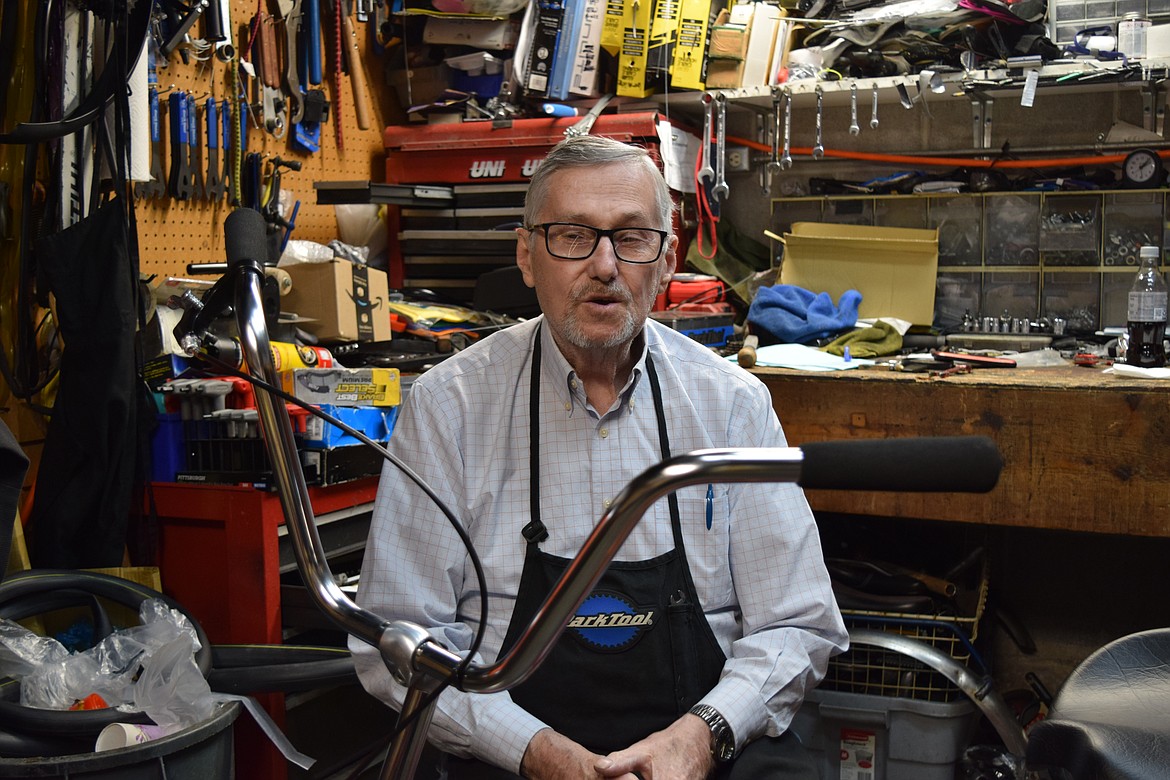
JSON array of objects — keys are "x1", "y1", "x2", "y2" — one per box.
[{"x1": 931, "y1": 350, "x2": 1017, "y2": 368}]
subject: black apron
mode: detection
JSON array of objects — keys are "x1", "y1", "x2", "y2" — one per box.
[{"x1": 496, "y1": 331, "x2": 726, "y2": 755}]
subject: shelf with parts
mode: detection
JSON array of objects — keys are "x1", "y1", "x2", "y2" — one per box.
[{"x1": 685, "y1": 56, "x2": 1170, "y2": 109}]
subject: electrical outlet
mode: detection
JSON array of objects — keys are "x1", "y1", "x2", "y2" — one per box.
[{"x1": 726, "y1": 146, "x2": 752, "y2": 172}]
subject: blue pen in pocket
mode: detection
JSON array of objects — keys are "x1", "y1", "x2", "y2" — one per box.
[{"x1": 705, "y1": 484, "x2": 714, "y2": 530}]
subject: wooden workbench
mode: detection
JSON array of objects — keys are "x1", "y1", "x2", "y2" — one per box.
[{"x1": 756, "y1": 365, "x2": 1170, "y2": 537}]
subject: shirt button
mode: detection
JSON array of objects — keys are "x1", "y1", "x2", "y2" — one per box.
[
  {"x1": 603, "y1": 499, "x2": 612, "y2": 508},
  {"x1": 570, "y1": 379, "x2": 578, "y2": 389},
  {"x1": 599, "y1": 428, "x2": 608, "y2": 438},
  {"x1": 564, "y1": 402, "x2": 571, "y2": 411}
]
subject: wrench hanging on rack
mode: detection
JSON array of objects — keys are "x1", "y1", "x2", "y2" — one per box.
[
  {"x1": 167, "y1": 91, "x2": 194, "y2": 200},
  {"x1": 275, "y1": 0, "x2": 305, "y2": 125},
  {"x1": 697, "y1": 92, "x2": 715, "y2": 185},
  {"x1": 139, "y1": 87, "x2": 166, "y2": 200},
  {"x1": 765, "y1": 87, "x2": 783, "y2": 191},
  {"x1": 205, "y1": 97, "x2": 225, "y2": 201},
  {"x1": 712, "y1": 92, "x2": 730, "y2": 202},
  {"x1": 812, "y1": 84, "x2": 824, "y2": 160},
  {"x1": 870, "y1": 83, "x2": 879, "y2": 129},
  {"x1": 849, "y1": 82, "x2": 860, "y2": 135},
  {"x1": 221, "y1": 99, "x2": 235, "y2": 204},
  {"x1": 757, "y1": 111, "x2": 769, "y2": 196},
  {"x1": 252, "y1": 11, "x2": 288, "y2": 139},
  {"x1": 781, "y1": 87, "x2": 792, "y2": 169},
  {"x1": 188, "y1": 93, "x2": 205, "y2": 201}
]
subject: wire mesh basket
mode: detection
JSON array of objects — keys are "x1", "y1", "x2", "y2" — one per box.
[{"x1": 822, "y1": 559, "x2": 989, "y2": 703}]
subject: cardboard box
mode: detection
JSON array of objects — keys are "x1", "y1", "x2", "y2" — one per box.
[
  {"x1": 280, "y1": 367, "x2": 402, "y2": 408},
  {"x1": 423, "y1": 16, "x2": 520, "y2": 49},
  {"x1": 300, "y1": 404, "x2": 400, "y2": 449},
  {"x1": 709, "y1": 4, "x2": 751, "y2": 52},
  {"x1": 282, "y1": 261, "x2": 393, "y2": 343},
  {"x1": 779, "y1": 222, "x2": 939, "y2": 326},
  {"x1": 704, "y1": 6, "x2": 752, "y2": 88}
]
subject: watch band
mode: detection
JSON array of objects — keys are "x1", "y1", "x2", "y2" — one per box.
[{"x1": 689, "y1": 703, "x2": 736, "y2": 763}]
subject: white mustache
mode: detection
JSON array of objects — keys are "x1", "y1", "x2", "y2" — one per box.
[{"x1": 571, "y1": 282, "x2": 633, "y2": 305}]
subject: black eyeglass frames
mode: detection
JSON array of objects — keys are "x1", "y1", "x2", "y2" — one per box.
[{"x1": 526, "y1": 222, "x2": 668, "y2": 264}]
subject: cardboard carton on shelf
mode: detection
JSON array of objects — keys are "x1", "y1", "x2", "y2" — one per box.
[{"x1": 281, "y1": 260, "x2": 393, "y2": 344}]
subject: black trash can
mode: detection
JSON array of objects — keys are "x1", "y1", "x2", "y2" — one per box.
[{"x1": 0, "y1": 701, "x2": 240, "y2": 779}]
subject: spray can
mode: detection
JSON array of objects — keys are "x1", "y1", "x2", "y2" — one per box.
[
  {"x1": 1119, "y1": 13, "x2": 1151, "y2": 59},
  {"x1": 268, "y1": 342, "x2": 334, "y2": 371}
]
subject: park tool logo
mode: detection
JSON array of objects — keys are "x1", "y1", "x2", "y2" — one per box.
[{"x1": 567, "y1": 592, "x2": 656, "y2": 652}]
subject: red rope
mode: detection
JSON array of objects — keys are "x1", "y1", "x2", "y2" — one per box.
[
  {"x1": 334, "y1": 0, "x2": 344, "y2": 152},
  {"x1": 693, "y1": 132, "x2": 718, "y2": 260}
]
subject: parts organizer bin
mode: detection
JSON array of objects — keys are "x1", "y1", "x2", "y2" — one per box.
[
  {"x1": 824, "y1": 561, "x2": 989, "y2": 703},
  {"x1": 151, "y1": 406, "x2": 311, "y2": 484},
  {"x1": 789, "y1": 688, "x2": 980, "y2": 780}
]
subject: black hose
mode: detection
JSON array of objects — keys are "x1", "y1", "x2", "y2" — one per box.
[{"x1": 209, "y1": 644, "x2": 358, "y2": 694}]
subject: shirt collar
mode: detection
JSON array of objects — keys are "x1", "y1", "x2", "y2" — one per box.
[{"x1": 537, "y1": 317, "x2": 652, "y2": 415}]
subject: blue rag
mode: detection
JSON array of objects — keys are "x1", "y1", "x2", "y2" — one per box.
[{"x1": 748, "y1": 285, "x2": 862, "y2": 344}]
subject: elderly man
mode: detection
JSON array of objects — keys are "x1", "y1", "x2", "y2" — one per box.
[{"x1": 353, "y1": 134, "x2": 846, "y2": 780}]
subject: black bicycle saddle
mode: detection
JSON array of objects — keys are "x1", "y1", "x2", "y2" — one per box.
[{"x1": 1025, "y1": 628, "x2": 1170, "y2": 779}]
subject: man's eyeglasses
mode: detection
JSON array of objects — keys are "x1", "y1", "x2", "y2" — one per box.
[{"x1": 526, "y1": 222, "x2": 668, "y2": 265}]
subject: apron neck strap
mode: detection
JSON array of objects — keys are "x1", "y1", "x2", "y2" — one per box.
[{"x1": 525, "y1": 324, "x2": 684, "y2": 551}]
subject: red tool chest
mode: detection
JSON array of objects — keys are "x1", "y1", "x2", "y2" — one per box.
[
  {"x1": 381, "y1": 113, "x2": 672, "y2": 302},
  {"x1": 383, "y1": 113, "x2": 666, "y2": 184}
]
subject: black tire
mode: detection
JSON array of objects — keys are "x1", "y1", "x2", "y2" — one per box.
[{"x1": 209, "y1": 644, "x2": 357, "y2": 694}]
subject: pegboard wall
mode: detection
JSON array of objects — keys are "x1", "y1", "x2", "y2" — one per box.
[{"x1": 136, "y1": 0, "x2": 391, "y2": 278}]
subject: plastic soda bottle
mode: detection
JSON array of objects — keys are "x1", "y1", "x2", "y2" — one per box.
[{"x1": 1126, "y1": 245, "x2": 1168, "y2": 367}]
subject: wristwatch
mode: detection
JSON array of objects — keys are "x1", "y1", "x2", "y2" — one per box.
[{"x1": 689, "y1": 703, "x2": 736, "y2": 764}]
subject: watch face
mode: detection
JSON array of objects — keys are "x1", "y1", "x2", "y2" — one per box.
[{"x1": 1125, "y1": 150, "x2": 1162, "y2": 185}]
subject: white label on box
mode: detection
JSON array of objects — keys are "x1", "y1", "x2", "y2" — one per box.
[{"x1": 839, "y1": 728, "x2": 876, "y2": 780}]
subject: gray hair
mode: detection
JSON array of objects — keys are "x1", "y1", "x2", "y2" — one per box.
[{"x1": 523, "y1": 135, "x2": 674, "y2": 231}]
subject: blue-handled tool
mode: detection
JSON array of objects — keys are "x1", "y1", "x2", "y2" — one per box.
[
  {"x1": 305, "y1": 0, "x2": 322, "y2": 85},
  {"x1": 205, "y1": 97, "x2": 225, "y2": 200},
  {"x1": 141, "y1": 87, "x2": 165, "y2": 199},
  {"x1": 187, "y1": 92, "x2": 204, "y2": 200},
  {"x1": 540, "y1": 103, "x2": 577, "y2": 117}
]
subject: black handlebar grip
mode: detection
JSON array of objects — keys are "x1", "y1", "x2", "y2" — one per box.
[
  {"x1": 224, "y1": 208, "x2": 269, "y2": 268},
  {"x1": 799, "y1": 436, "x2": 1002, "y2": 493}
]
